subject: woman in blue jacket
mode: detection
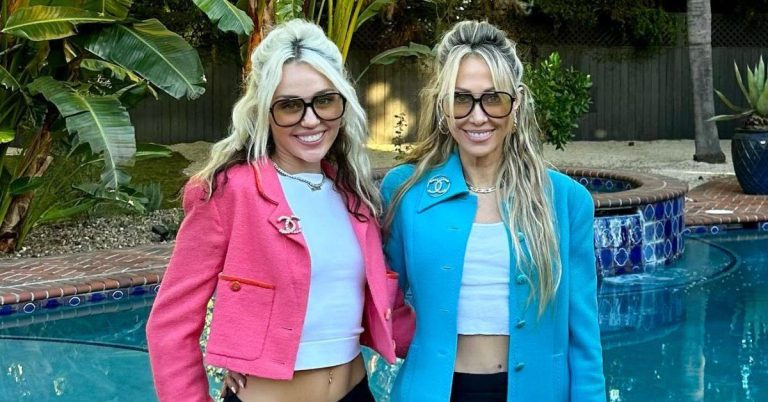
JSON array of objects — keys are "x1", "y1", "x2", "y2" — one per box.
[{"x1": 380, "y1": 21, "x2": 606, "y2": 402}]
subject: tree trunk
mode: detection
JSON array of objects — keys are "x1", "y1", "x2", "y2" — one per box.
[
  {"x1": 688, "y1": 0, "x2": 725, "y2": 163},
  {"x1": 243, "y1": 0, "x2": 274, "y2": 75},
  {"x1": 0, "y1": 107, "x2": 56, "y2": 253}
]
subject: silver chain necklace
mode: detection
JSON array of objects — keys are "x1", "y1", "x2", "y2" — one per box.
[
  {"x1": 273, "y1": 162, "x2": 325, "y2": 191},
  {"x1": 467, "y1": 183, "x2": 497, "y2": 194}
]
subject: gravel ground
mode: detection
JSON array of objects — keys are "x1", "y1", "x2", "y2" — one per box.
[{"x1": 6, "y1": 139, "x2": 734, "y2": 259}]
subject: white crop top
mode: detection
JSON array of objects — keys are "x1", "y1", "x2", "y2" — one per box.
[
  {"x1": 278, "y1": 173, "x2": 365, "y2": 370},
  {"x1": 457, "y1": 222, "x2": 510, "y2": 335}
]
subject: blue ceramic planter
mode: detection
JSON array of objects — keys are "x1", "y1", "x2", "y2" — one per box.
[{"x1": 732, "y1": 129, "x2": 768, "y2": 195}]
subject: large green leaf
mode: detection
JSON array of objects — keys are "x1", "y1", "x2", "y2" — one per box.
[
  {"x1": 0, "y1": 129, "x2": 15, "y2": 144},
  {"x1": 356, "y1": 42, "x2": 433, "y2": 82},
  {"x1": 3, "y1": 6, "x2": 117, "y2": 41},
  {"x1": 193, "y1": 0, "x2": 253, "y2": 36},
  {"x1": 9, "y1": 176, "x2": 45, "y2": 195},
  {"x1": 79, "y1": 19, "x2": 206, "y2": 99},
  {"x1": 80, "y1": 58, "x2": 143, "y2": 82},
  {"x1": 30, "y1": 0, "x2": 133, "y2": 19},
  {"x1": 28, "y1": 76, "x2": 136, "y2": 188},
  {"x1": 369, "y1": 42, "x2": 433, "y2": 65},
  {"x1": 276, "y1": 0, "x2": 303, "y2": 23},
  {"x1": 355, "y1": 0, "x2": 393, "y2": 30},
  {"x1": 0, "y1": 65, "x2": 22, "y2": 90}
]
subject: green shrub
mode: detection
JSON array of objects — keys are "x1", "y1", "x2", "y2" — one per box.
[{"x1": 526, "y1": 52, "x2": 592, "y2": 150}]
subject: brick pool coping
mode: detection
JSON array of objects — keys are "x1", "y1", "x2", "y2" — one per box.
[{"x1": 0, "y1": 173, "x2": 766, "y2": 307}]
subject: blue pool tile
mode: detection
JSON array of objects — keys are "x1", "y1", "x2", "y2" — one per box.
[
  {"x1": 664, "y1": 201, "x2": 673, "y2": 218},
  {"x1": 614, "y1": 248, "x2": 629, "y2": 266},
  {"x1": 643, "y1": 204, "x2": 655, "y2": 220},
  {"x1": 44, "y1": 299, "x2": 61, "y2": 309},
  {"x1": 599, "y1": 249, "x2": 614, "y2": 268},
  {"x1": 760, "y1": 222, "x2": 768, "y2": 231},
  {"x1": 644, "y1": 224, "x2": 655, "y2": 241},
  {"x1": 664, "y1": 239, "x2": 673, "y2": 258},
  {"x1": 0, "y1": 305, "x2": 15, "y2": 316},
  {"x1": 655, "y1": 203, "x2": 665, "y2": 220},
  {"x1": 630, "y1": 246, "x2": 642, "y2": 264},
  {"x1": 643, "y1": 245, "x2": 655, "y2": 263}
]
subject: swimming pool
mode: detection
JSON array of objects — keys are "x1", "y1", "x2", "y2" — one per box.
[{"x1": 0, "y1": 231, "x2": 765, "y2": 401}]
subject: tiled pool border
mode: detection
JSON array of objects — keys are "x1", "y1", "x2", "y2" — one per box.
[{"x1": 0, "y1": 284, "x2": 159, "y2": 324}]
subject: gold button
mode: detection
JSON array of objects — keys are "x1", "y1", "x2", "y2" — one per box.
[{"x1": 230, "y1": 281, "x2": 241, "y2": 291}]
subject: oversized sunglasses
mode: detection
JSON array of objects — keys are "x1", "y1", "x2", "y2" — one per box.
[
  {"x1": 270, "y1": 92, "x2": 347, "y2": 127},
  {"x1": 444, "y1": 91, "x2": 515, "y2": 119}
]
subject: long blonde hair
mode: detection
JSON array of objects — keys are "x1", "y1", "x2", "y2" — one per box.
[
  {"x1": 193, "y1": 19, "x2": 379, "y2": 219},
  {"x1": 384, "y1": 21, "x2": 561, "y2": 314}
]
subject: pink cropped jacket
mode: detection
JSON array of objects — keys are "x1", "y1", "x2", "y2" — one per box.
[{"x1": 146, "y1": 161, "x2": 413, "y2": 402}]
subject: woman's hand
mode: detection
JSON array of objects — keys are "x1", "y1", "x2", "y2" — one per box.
[{"x1": 222, "y1": 371, "x2": 247, "y2": 397}]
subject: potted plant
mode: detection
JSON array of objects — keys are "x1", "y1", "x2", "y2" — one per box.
[{"x1": 712, "y1": 57, "x2": 768, "y2": 195}]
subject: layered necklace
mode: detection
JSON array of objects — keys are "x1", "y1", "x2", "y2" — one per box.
[{"x1": 273, "y1": 162, "x2": 325, "y2": 191}]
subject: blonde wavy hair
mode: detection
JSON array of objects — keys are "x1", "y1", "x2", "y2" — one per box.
[
  {"x1": 384, "y1": 20, "x2": 561, "y2": 314},
  {"x1": 192, "y1": 19, "x2": 379, "y2": 219}
]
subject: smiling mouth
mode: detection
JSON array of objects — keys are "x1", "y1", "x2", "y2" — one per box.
[
  {"x1": 296, "y1": 132, "x2": 324, "y2": 144},
  {"x1": 463, "y1": 130, "x2": 494, "y2": 142}
]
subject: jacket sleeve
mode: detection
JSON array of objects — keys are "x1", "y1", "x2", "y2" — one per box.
[
  {"x1": 380, "y1": 167, "x2": 415, "y2": 358},
  {"x1": 567, "y1": 182, "x2": 607, "y2": 401},
  {"x1": 146, "y1": 182, "x2": 228, "y2": 402}
]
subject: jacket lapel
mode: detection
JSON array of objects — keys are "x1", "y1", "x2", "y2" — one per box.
[
  {"x1": 417, "y1": 151, "x2": 470, "y2": 213},
  {"x1": 252, "y1": 160, "x2": 306, "y2": 246}
]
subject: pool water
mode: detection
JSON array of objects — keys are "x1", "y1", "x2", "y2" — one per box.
[{"x1": 0, "y1": 231, "x2": 765, "y2": 401}]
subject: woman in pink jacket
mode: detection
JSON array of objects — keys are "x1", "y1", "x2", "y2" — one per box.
[{"x1": 146, "y1": 19, "x2": 409, "y2": 402}]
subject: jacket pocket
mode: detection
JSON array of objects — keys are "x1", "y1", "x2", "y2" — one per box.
[{"x1": 207, "y1": 274, "x2": 276, "y2": 360}]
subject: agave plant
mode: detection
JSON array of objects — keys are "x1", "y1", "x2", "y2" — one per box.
[
  {"x1": 712, "y1": 56, "x2": 768, "y2": 129},
  {"x1": 0, "y1": 0, "x2": 253, "y2": 251}
]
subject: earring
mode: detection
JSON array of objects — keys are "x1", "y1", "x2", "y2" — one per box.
[
  {"x1": 438, "y1": 116, "x2": 450, "y2": 134},
  {"x1": 510, "y1": 114, "x2": 519, "y2": 134}
]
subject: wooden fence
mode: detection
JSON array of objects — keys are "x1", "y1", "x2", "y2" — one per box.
[{"x1": 130, "y1": 46, "x2": 768, "y2": 145}]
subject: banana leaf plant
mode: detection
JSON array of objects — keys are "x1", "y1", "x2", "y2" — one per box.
[
  {"x1": 276, "y1": 0, "x2": 395, "y2": 62},
  {"x1": 0, "y1": 0, "x2": 214, "y2": 251}
]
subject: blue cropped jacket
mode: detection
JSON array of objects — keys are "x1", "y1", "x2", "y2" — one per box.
[{"x1": 381, "y1": 152, "x2": 606, "y2": 402}]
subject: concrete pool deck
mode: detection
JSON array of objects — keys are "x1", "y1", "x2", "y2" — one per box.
[{"x1": 1, "y1": 140, "x2": 767, "y2": 307}]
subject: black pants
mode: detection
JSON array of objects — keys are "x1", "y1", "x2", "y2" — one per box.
[
  {"x1": 223, "y1": 375, "x2": 375, "y2": 402},
  {"x1": 450, "y1": 372, "x2": 508, "y2": 402}
]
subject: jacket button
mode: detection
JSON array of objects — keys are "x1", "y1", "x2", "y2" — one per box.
[
  {"x1": 514, "y1": 362, "x2": 525, "y2": 372},
  {"x1": 230, "y1": 281, "x2": 241, "y2": 291},
  {"x1": 516, "y1": 275, "x2": 527, "y2": 285},
  {"x1": 516, "y1": 319, "x2": 526, "y2": 329},
  {"x1": 385, "y1": 308, "x2": 392, "y2": 320}
]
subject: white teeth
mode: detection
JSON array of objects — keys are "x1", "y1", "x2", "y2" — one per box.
[
  {"x1": 465, "y1": 130, "x2": 494, "y2": 140},
  {"x1": 297, "y1": 132, "x2": 323, "y2": 143}
]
